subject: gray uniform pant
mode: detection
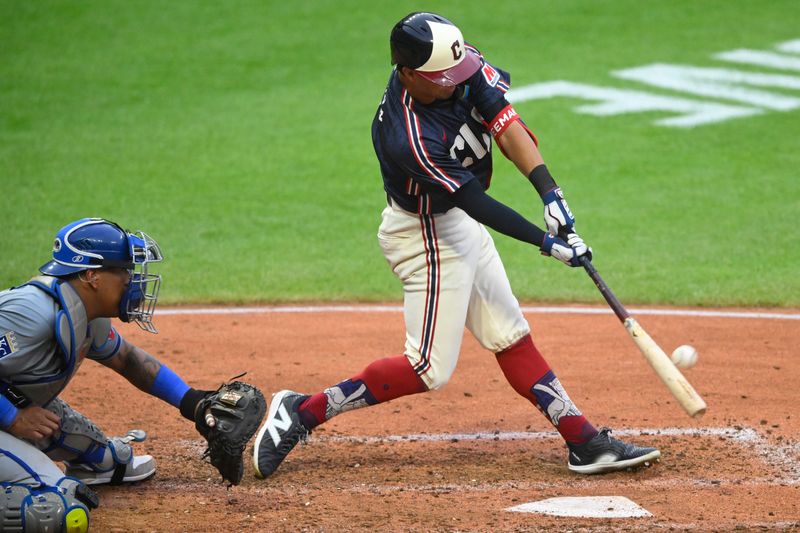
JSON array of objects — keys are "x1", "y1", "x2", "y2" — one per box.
[{"x1": 0, "y1": 398, "x2": 107, "y2": 486}]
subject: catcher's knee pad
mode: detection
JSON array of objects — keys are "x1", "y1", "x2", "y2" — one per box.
[
  {"x1": 38, "y1": 399, "x2": 108, "y2": 464},
  {"x1": 0, "y1": 478, "x2": 98, "y2": 533}
]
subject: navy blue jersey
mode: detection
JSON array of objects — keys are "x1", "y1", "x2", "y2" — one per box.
[{"x1": 372, "y1": 48, "x2": 515, "y2": 214}]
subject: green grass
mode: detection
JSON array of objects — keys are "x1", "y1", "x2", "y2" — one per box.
[{"x1": 2, "y1": 0, "x2": 799, "y2": 306}]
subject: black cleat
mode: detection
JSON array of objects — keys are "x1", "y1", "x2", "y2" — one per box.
[
  {"x1": 253, "y1": 390, "x2": 311, "y2": 479},
  {"x1": 567, "y1": 428, "x2": 661, "y2": 474}
]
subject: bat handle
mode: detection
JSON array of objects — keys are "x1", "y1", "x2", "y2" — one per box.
[{"x1": 580, "y1": 256, "x2": 630, "y2": 322}]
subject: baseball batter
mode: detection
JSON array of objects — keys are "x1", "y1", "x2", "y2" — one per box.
[
  {"x1": 0, "y1": 218, "x2": 258, "y2": 532},
  {"x1": 254, "y1": 12, "x2": 660, "y2": 479}
]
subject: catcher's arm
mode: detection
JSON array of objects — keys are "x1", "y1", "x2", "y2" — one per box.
[
  {"x1": 100, "y1": 338, "x2": 163, "y2": 392},
  {"x1": 100, "y1": 339, "x2": 268, "y2": 484},
  {"x1": 101, "y1": 337, "x2": 199, "y2": 410}
]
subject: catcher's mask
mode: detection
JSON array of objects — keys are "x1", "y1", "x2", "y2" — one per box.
[
  {"x1": 40, "y1": 217, "x2": 164, "y2": 333},
  {"x1": 390, "y1": 12, "x2": 481, "y2": 87}
]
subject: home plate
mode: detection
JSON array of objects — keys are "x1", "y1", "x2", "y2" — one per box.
[{"x1": 506, "y1": 496, "x2": 652, "y2": 518}]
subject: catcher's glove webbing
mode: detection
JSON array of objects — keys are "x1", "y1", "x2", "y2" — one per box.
[{"x1": 191, "y1": 380, "x2": 266, "y2": 485}]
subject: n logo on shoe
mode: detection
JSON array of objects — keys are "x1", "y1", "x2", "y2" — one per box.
[{"x1": 267, "y1": 404, "x2": 294, "y2": 446}]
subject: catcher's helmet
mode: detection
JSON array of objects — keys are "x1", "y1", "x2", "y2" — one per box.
[
  {"x1": 39, "y1": 218, "x2": 164, "y2": 333},
  {"x1": 390, "y1": 12, "x2": 481, "y2": 87}
]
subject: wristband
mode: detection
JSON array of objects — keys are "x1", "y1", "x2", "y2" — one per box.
[
  {"x1": 150, "y1": 365, "x2": 191, "y2": 408},
  {"x1": 0, "y1": 394, "x2": 19, "y2": 429},
  {"x1": 179, "y1": 388, "x2": 211, "y2": 422},
  {"x1": 528, "y1": 164, "x2": 558, "y2": 198},
  {"x1": 540, "y1": 233, "x2": 555, "y2": 255}
]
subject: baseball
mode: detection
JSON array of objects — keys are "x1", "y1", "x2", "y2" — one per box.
[{"x1": 671, "y1": 344, "x2": 698, "y2": 369}]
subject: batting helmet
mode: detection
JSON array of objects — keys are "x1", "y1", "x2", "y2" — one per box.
[
  {"x1": 390, "y1": 12, "x2": 481, "y2": 87},
  {"x1": 39, "y1": 218, "x2": 164, "y2": 333}
]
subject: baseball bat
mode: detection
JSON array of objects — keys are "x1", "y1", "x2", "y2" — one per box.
[{"x1": 580, "y1": 256, "x2": 707, "y2": 418}]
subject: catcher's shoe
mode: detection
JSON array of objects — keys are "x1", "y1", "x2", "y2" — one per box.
[
  {"x1": 65, "y1": 430, "x2": 156, "y2": 485},
  {"x1": 567, "y1": 428, "x2": 660, "y2": 474},
  {"x1": 66, "y1": 455, "x2": 156, "y2": 485},
  {"x1": 253, "y1": 390, "x2": 311, "y2": 479}
]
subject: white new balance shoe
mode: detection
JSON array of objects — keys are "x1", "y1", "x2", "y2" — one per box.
[
  {"x1": 66, "y1": 455, "x2": 156, "y2": 485},
  {"x1": 65, "y1": 430, "x2": 156, "y2": 485}
]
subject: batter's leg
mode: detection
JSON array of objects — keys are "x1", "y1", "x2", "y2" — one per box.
[
  {"x1": 254, "y1": 207, "x2": 483, "y2": 478},
  {"x1": 464, "y1": 224, "x2": 597, "y2": 445},
  {"x1": 299, "y1": 207, "x2": 482, "y2": 428}
]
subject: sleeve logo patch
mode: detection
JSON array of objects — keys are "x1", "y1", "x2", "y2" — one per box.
[
  {"x1": 0, "y1": 331, "x2": 19, "y2": 358},
  {"x1": 482, "y1": 63, "x2": 500, "y2": 87}
]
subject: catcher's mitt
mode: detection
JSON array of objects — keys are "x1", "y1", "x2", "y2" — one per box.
[{"x1": 195, "y1": 380, "x2": 266, "y2": 485}]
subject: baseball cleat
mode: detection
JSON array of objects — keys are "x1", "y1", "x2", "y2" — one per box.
[
  {"x1": 253, "y1": 390, "x2": 311, "y2": 479},
  {"x1": 65, "y1": 431, "x2": 156, "y2": 485},
  {"x1": 66, "y1": 454, "x2": 156, "y2": 485},
  {"x1": 567, "y1": 428, "x2": 661, "y2": 474}
]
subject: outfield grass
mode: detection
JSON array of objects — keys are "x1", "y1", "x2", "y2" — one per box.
[{"x1": 2, "y1": 1, "x2": 798, "y2": 306}]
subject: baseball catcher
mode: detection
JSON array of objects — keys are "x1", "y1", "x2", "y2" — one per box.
[{"x1": 1, "y1": 218, "x2": 265, "y2": 533}]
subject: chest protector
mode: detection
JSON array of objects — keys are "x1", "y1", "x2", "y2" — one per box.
[{"x1": 9, "y1": 276, "x2": 108, "y2": 406}]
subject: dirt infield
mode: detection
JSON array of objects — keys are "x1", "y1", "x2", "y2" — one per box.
[{"x1": 63, "y1": 305, "x2": 800, "y2": 532}]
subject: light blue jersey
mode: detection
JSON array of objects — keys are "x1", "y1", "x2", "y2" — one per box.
[{"x1": 0, "y1": 280, "x2": 123, "y2": 407}]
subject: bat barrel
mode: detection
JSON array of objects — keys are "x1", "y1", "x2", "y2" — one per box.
[
  {"x1": 624, "y1": 318, "x2": 707, "y2": 418},
  {"x1": 581, "y1": 258, "x2": 707, "y2": 418}
]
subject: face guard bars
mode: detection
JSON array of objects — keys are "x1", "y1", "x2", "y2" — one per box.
[{"x1": 119, "y1": 231, "x2": 163, "y2": 333}]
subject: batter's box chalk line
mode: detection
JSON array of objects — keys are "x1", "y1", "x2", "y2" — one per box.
[
  {"x1": 315, "y1": 426, "x2": 799, "y2": 485},
  {"x1": 171, "y1": 425, "x2": 798, "y2": 487}
]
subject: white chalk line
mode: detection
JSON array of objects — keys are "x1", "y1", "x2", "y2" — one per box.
[
  {"x1": 172, "y1": 425, "x2": 799, "y2": 527},
  {"x1": 515, "y1": 521, "x2": 800, "y2": 531},
  {"x1": 310, "y1": 426, "x2": 799, "y2": 485},
  {"x1": 315, "y1": 426, "x2": 747, "y2": 443},
  {"x1": 177, "y1": 425, "x2": 799, "y2": 486},
  {"x1": 155, "y1": 304, "x2": 800, "y2": 320}
]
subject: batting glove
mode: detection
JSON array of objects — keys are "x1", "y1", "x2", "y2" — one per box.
[
  {"x1": 543, "y1": 187, "x2": 576, "y2": 236},
  {"x1": 541, "y1": 232, "x2": 592, "y2": 267}
]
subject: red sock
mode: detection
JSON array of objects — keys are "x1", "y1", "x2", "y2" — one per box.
[
  {"x1": 496, "y1": 334, "x2": 597, "y2": 445},
  {"x1": 299, "y1": 355, "x2": 427, "y2": 429}
]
